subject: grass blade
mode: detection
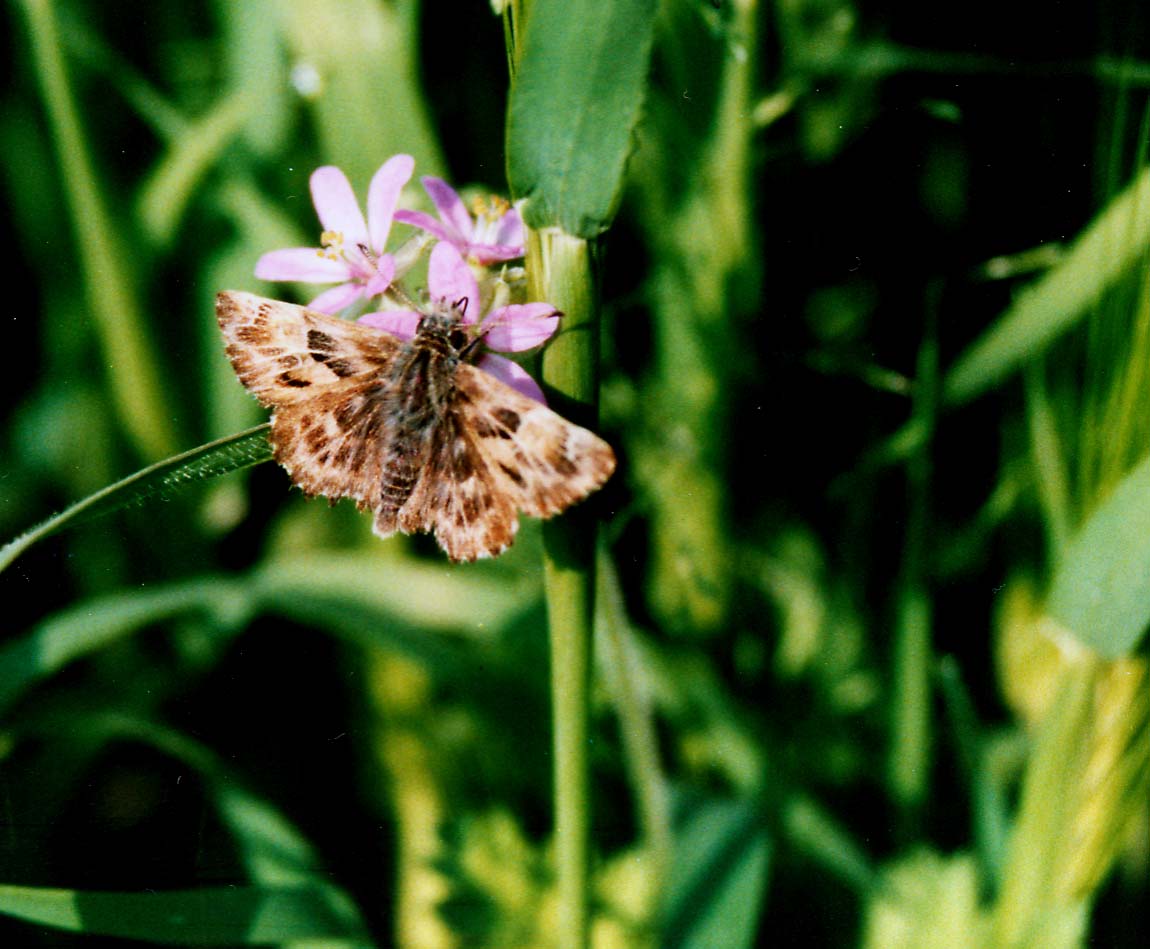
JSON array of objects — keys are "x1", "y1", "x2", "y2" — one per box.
[
  {"x1": 0, "y1": 426, "x2": 272, "y2": 575},
  {"x1": 137, "y1": 90, "x2": 256, "y2": 246},
  {"x1": 945, "y1": 167, "x2": 1150, "y2": 404},
  {"x1": 17, "y1": 0, "x2": 178, "y2": 459},
  {"x1": 661, "y1": 794, "x2": 771, "y2": 949},
  {"x1": 0, "y1": 883, "x2": 369, "y2": 946},
  {"x1": 0, "y1": 578, "x2": 244, "y2": 717}
]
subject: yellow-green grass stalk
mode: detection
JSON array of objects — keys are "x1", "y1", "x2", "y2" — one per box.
[
  {"x1": 992, "y1": 641, "x2": 1150, "y2": 948},
  {"x1": 18, "y1": 0, "x2": 177, "y2": 460},
  {"x1": 995, "y1": 138, "x2": 1150, "y2": 942}
]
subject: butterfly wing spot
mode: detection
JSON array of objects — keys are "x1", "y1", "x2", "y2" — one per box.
[
  {"x1": 307, "y1": 329, "x2": 337, "y2": 353},
  {"x1": 492, "y1": 407, "x2": 521, "y2": 432},
  {"x1": 326, "y1": 359, "x2": 357, "y2": 378},
  {"x1": 451, "y1": 436, "x2": 477, "y2": 478},
  {"x1": 498, "y1": 462, "x2": 525, "y2": 486}
]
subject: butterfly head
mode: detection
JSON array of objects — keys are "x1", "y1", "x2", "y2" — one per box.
[{"x1": 415, "y1": 297, "x2": 483, "y2": 359}]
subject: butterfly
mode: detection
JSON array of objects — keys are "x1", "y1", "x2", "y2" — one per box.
[{"x1": 216, "y1": 291, "x2": 616, "y2": 561}]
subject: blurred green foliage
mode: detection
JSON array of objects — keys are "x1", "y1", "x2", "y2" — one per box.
[{"x1": 4, "y1": 0, "x2": 1150, "y2": 946}]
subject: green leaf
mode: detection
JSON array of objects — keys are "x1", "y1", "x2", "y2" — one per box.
[
  {"x1": 0, "y1": 551, "x2": 538, "y2": 717},
  {"x1": 661, "y1": 794, "x2": 771, "y2": 949},
  {"x1": 0, "y1": 578, "x2": 246, "y2": 717},
  {"x1": 137, "y1": 90, "x2": 256, "y2": 245},
  {"x1": 945, "y1": 167, "x2": 1150, "y2": 404},
  {"x1": 1046, "y1": 451, "x2": 1150, "y2": 656},
  {"x1": 255, "y1": 553, "x2": 538, "y2": 636},
  {"x1": 0, "y1": 883, "x2": 369, "y2": 946},
  {"x1": 507, "y1": 0, "x2": 657, "y2": 236},
  {"x1": 0, "y1": 425, "x2": 272, "y2": 575}
]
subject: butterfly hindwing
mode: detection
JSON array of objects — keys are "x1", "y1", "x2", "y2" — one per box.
[{"x1": 397, "y1": 364, "x2": 616, "y2": 561}]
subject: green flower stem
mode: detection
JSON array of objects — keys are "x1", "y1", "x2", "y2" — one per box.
[
  {"x1": 19, "y1": 0, "x2": 177, "y2": 460},
  {"x1": 529, "y1": 228, "x2": 600, "y2": 949}
]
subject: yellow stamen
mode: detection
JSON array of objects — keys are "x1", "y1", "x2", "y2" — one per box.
[
  {"x1": 468, "y1": 194, "x2": 511, "y2": 223},
  {"x1": 318, "y1": 229, "x2": 345, "y2": 261}
]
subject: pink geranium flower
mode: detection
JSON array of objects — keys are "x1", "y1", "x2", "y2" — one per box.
[
  {"x1": 394, "y1": 176, "x2": 524, "y2": 265},
  {"x1": 255, "y1": 154, "x2": 414, "y2": 313},
  {"x1": 358, "y1": 243, "x2": 558, "y2": 403}
]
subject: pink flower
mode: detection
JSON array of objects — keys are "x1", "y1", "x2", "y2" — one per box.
[
  {"x1": 255, "y1": 155, "x2": 414, "y2": 313},
  {"x1": 358, "y1": 243, "x2": 559, "y2": 403},
  {"x1": 394, "y1": 177, "x2": 524, "y2": 265}
]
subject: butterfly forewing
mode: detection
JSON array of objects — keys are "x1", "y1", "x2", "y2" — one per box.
[
  {"x1": 217, "y1": 291, "x2": 408, "y2": 509},
  {"x1": 216, "y1": 291, "x2": 399, "y2": 404},
  {"x1": 216, "y1": 290, "x2": 616, "y2": 561}
]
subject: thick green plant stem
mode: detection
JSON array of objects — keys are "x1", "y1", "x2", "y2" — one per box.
[
  {"x1": 19, "y1": 0, "x2": 177, "y2": 460},
  {"x1": 530, "y1": 228, "x2": 600, "y2": 949}
]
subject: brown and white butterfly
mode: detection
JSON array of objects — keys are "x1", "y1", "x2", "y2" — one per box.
[{"x1": 216, "y1": 291, "x2": 615, "y2": 561}]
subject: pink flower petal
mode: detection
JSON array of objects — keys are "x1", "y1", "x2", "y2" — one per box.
[
  {"x1": 358, "y1": 309, "x2": 422, "y2": 340},
  {"x1": 367, "y1": 154, "x2": 414, "y2": 254},
  {"x1": 311, "y1": 166, "x2": 369, "y2": 247},
  {"x1": 422, "y1": 176, "x2": 473, "y2": 239},
  {"x1": 255, "y1": 247, "x2": 352, "y2": 282},
  {"x1": 393, "y1": 210, "x2": 455, "y2": 244},
  {"x1": 468, "y1": 242, "x2": 527, "y2": 265},
  {"x1": 308, "y1": 282, "x2": 364, "y2": 314},
  {"x1": 427, "y1": 242, "x2": 480, "y2": 323},
  {"x1": 482, "y1": 304, "x2": 560, "y2": 352},
  {"x1": 477, "y1": 353, "x2": 547, "y2": 405},
  {"x1": 493, "y1": 206, "x2": 525, "y2": 248}
]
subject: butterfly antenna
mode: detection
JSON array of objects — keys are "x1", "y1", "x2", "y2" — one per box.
[{"x1": 383, "y1": 280, "x2": 421, "y2": 310}]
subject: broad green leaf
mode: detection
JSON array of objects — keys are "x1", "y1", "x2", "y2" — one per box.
[
  {"x1": 1046, "y1": 451, "x2": 1150, "y2": 656},
  {"x1": 0, "y1": 883, "x2": 369, "y2": 946},
  {"x1": 661, "y1": 794, "x2": 771, "y2": 949},
  {"x1": 507, "y1": 0, "x2": 657, "y2": 236},
  {"x1": 945, "y1": 166, "x2": 1150, "y2": 404},
  {"x1": 0, "y1": 425, "x2": 272, "y2": 575}
]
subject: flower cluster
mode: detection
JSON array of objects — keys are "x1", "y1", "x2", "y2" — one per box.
[{"x1": 255, "y1": 155, "x2": 555, "y2": 403}]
